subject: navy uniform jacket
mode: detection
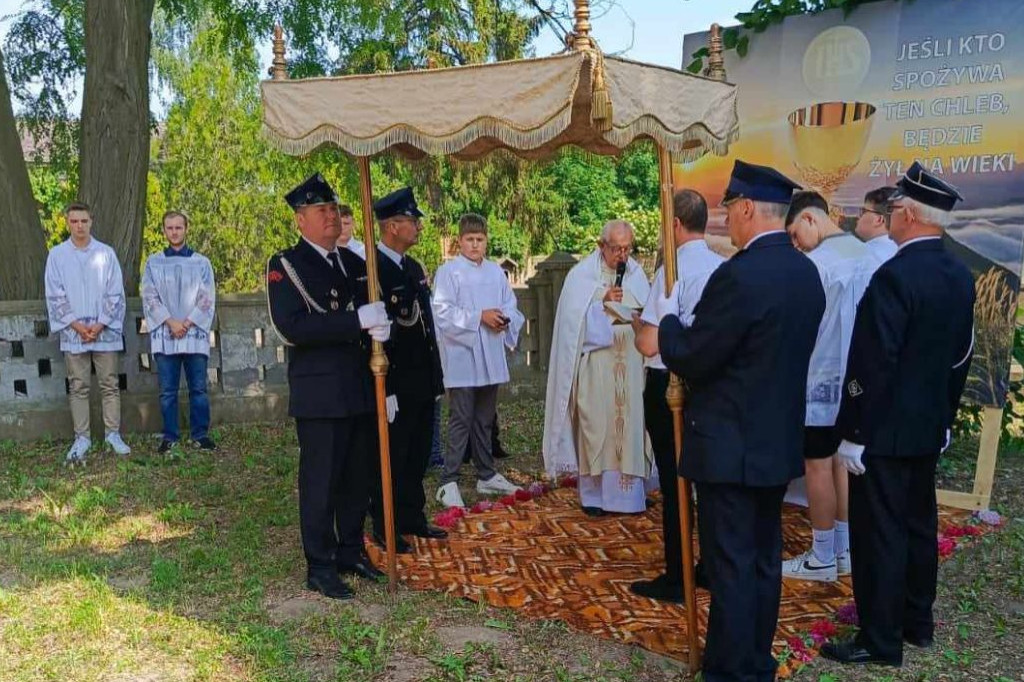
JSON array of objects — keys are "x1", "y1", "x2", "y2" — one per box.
[
  {"x1": 659, "y1": 232, "x2": 825, "y2": 487},
  {"x1": 836, "y1": 238, "x2": 975, "y2": 457},
  {"x1": 267, "y1": 239, "x2": 374, "y2": 419},
  {"x1": 378, "y1": 252, "x2": 444, "y2": 402}
]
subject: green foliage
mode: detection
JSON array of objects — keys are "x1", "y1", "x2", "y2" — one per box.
[
  {"x1": 149, "y1": 19, "x2": 367, "y2": 292},
  {"x1": 614, "y1": 142, "x2": 659, "y2": 210},
  {"x1": 486, "y1": 218, "x2": 530, "y2": 263},
  {"x1": 27, "y1": 163, "x2": 76, "y2": 247},
  {"x1": 544, "y1": 149, "x2": 624, "y2": 233}
]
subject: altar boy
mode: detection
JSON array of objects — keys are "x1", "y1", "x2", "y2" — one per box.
[{"x1": 432, "y1": 214, "x2": 525, "y2": 508}]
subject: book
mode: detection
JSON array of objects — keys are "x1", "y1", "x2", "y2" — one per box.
[{"x1": 603, "y1": 300, "x2": 640, "y2": 324}]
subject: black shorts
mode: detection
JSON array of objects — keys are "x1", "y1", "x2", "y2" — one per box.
[{"x1": 804, "y1": 426, "x2": 841, "y2": 460}]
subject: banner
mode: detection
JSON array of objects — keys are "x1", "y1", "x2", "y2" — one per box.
[{"x1": 679, "y1": 0, "x2": 1024, "y2": 407}]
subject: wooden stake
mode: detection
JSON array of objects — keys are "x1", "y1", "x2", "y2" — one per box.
[
  {"x1": 657, "y1": 144, "x2": 700, "y2": 672},
  {"x1": 357, "y1": 156, "x2": 398, "y2": 590}
]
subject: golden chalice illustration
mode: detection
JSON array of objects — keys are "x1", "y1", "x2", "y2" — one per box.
[{"x1": 787, "y1": 101, "x2": 876, "y2": 212}]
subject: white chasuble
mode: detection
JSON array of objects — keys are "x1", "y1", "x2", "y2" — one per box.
[{"x1": 543, "y1": 250, "x2": 654, "y2": 513}]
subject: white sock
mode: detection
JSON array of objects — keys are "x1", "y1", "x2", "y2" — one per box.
[
  {"x1": 835, "y1": 520, "x2": 850, "y2": 556},
  {"x1": 812, "y1": 527, "x2": 835, "y2": 564}
]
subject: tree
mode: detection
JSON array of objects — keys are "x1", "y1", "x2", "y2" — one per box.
[
  {"x1": 0, "y1": 45, "x2": 48, "y2": 299},
  {"x1": 150, "y1": 19, "x2": 356, "y2": 293},
  {"x1": 79, "y1": 0, "x2": 157, "y2": 294}
]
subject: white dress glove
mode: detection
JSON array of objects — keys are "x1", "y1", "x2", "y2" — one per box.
[
  {"x1": 357, "y1": 302, "x2": 389, "y2": 329},
  {"x1": 385, "y1": 395, "x2": 399, "y2": 423},
  {"x1": 368, "y1": 323, "x2": 391, "y2": 342},
  {"x1": 838, "y1": 439, "x2": 866, "y2": 475},
  {"x1": 941, "y1": 428, "x2": 952, "y2": 454}
]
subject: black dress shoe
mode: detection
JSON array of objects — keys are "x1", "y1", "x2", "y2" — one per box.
[
  {"x1": 195, "y1": 437, "x2": 217, "y2": 451},
  {"x1": 404, "y1": 525, "x2": 448, "y2": 540},
  {"x1": 372, "y1": 532, "x2": 413, "y2": 554},
  {"x1": 904, "y1": 632, "x2": 934, "y2": 648},
  {"x1": 306, "y1": 572, "x2": 355, "y2": 600},
  {"x1": 629, "y1": 574, "x2": 684, "y2": 603},
  {"x1": 157, "y1": 439, "x2": 175, "y2": 454},
  {"x1": 582, "y1": 506, "x2": 605, "y2": 517},
  {"x1": 821, "y1": 639, "x2": 900, "y2": 666},
  {"x1": 338, "y1": 555, "x2": 386, "y2": 581}
]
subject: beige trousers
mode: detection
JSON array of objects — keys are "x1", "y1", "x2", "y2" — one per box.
[{"x1": 64, "y1": 351, "x2": 121, "y2": 437}]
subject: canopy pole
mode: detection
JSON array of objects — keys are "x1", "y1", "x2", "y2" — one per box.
[
  {"x1": 358, "y1": 156, "x2": 399, "y2": 590},
  {"x1": 657, "y1": 144, "x2": 700, "y2": 672}
]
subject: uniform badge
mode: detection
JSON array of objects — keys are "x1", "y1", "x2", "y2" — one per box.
[
  {"x1": 847, "y1": 379, "x2": 863, "y2": 397},
  {"x1": 330, "y1": 301, "x2": 339, "y2": 310},
  {"x1": 330, "y1": 289, "x2": 338, "y2": 297},
  {"x1": 346, "y1": 301, "x2": 355, "y2": 311},
  {"x1": 268, "y1": 270, "x2": 284, "y2": 283},
  {"x1": 391, "y1": 294, "x2": 398, "y2": 304}
]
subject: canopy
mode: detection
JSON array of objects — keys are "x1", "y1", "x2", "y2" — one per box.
[{"x1": 261, "y1": 51, "x2": 738, "y2": 162}]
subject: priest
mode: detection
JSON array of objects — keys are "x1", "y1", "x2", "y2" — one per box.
[{"x1": 542, "y1": 220, "x2": 653, "y2": 515}]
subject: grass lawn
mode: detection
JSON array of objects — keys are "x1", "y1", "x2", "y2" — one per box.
[{"x1": 1, "y1": 396, "x2": 1022, "y2": 681}]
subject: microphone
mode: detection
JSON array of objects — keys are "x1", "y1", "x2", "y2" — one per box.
[{"x1": 614, "y1": 261, "x2": 626, "y2": 288}]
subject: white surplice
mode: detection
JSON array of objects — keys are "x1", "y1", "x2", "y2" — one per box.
[
  {"x1": 543, "y1": 250, "x2": 653, "y2": 513},
  {"x1": 343, "y1": 237, "x2": 367, "y2": 260},
  {"x1": 805, "y1": 233, "x2": 873, "y2": 426},
  {"x1": 432, "y1": 255, "x2": 524, "y2": 389},
  {"x1": 864, "y1": 234, "x2": 897, "y2": 271},
  {"x1": 44, "y1": 238, "x2": 126, "y2": 353},
  {"x1": 141, "y1": 248, "x2": 217, "y2": 356}
]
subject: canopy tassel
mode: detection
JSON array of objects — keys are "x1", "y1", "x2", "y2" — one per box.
[
  {"x1": 590, "y1": 52, "x2": 612, "y2": 132},
  {"x1": 572, "y1": 0, "x2": 612, "y2": 132}
]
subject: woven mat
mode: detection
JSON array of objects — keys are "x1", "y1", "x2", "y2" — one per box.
[{"x1": 367, "y1": 487, "x2": 972, "y2": 660}]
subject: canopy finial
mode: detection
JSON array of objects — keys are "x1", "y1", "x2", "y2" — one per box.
[
  {"x1": 271, "y1": 24, "x2": 288, "y2": 80},
  {"x1": 572, "y1": 0, "x2": 593, "y2": 50},
  {"x1": 705, "y1": 23, "x2": 727, "y2": 81}
]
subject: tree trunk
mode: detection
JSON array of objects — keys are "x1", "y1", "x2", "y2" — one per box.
[
  {"x1": 79, "y1": 0, "x2": 156, "y2": 294},
  {"x1": 0, "y1": 46, "x2": 48, "y2": 300}
]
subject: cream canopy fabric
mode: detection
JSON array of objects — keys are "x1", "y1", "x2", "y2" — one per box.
[{"x1": 261, "y1": 52, "x2": 738, "y2": 161}]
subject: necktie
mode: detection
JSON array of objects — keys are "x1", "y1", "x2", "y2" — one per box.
[{"x1": 327, "y1": 251, "x2": 346, "y2": 276}]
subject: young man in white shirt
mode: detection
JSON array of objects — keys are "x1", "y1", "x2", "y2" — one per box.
[
  {"x1": 432, "y1": 214, "x2": 525, "y2": 508},
  {"x1": 335, "y1": 204, "x2": 366, "y2": 260},
  {"x1": 44, "y1": 202, "x2": 129, "y2": 463},
  {"x1": 630, "y1": 189, "x2": 723, "y2": 602},
  {"x1": 855, "y1": 186, "x2": 898, "y2": 268},
  {"x1": 141, "y1": 210, "x2": 217, "y2": 452},
  {"x1": 782, "y1": 191, "x2": 873, "y2": 582}
]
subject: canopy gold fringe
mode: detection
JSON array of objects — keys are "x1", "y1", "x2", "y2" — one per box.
[
  {"x1": 262, "y1": 103, "x2": 577, "y2": 158},
  {"x1": 605, "y1": 116, "x2": 741, "y2": 162}
]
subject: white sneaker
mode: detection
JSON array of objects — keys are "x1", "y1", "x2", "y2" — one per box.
[
  {"x1": 837, "y1": 550, "x2": 851, "y2": 576},
  {"x1": 65, "y1": 436, "x2": 91, "y2": 465},
  {"x1": 436, "y1": 482, "x2": 466, "y2": 508},
  {"x1": 782, "y1": 549, "x2": 838, "y2": 582},
  {"x1": 105, "y1": 432, "x2": 131, "y2": 455},
  {"x1": 476, "y1": 473, "x2": 521, "y2": 495}
]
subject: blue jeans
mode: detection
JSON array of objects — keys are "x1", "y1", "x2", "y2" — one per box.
[{"x1": 155, "y1": 353, "x2": 210, "y2": 441}]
